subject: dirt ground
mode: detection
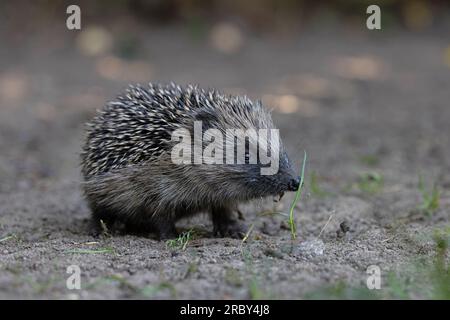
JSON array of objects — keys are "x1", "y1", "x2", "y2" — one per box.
[{"x1": 0, "y1": 18, "x2": 449, "y2": 299}]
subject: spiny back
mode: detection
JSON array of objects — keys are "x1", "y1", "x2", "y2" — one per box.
[{"x1": 81, "y1": 83, "x2": 266, "y2": 178}]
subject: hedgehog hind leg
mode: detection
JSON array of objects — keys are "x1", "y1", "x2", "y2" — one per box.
[
  {"x1": 150, "y1": 213, "x2": 178, "y2": 240},
  {"x1": 123, "y1": 209, "x2": 178, "y2": 240},
  {"x1": 89, "y1": 204, "x2": 119, "y2": 236},
  {"x1": 211, "y1": 206, "x2": 246, "y2": 239},
  {"x1": 154, "y1": 219, "x2": 177, "y2": 240}
]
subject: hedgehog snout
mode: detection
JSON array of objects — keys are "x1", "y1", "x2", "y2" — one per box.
[
  {"x1": 286, "y1": 176, "x2": 301, "y2": 192},
  {"x1": 270, "y1": 172, "x2": 300, "y2": 195}
]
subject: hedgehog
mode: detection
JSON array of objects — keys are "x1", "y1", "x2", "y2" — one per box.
[{"x1": 81, "y1": 83, "x2": 300, "y2": 239}]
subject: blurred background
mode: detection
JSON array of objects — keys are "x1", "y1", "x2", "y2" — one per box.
[{"x1": 0, "y1": 0, "x2": 449, "y2": 190}]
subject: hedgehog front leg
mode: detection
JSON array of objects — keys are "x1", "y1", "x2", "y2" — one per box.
[
  {"x1": 89, "y1": 203, "x2": 118, "y2": 237},
  {"x1": 211, "y1": 206, "x2": 246, "y2": 239},
  {"x1": 151, "y1": 214, "x2": 178, "y2": 240}
]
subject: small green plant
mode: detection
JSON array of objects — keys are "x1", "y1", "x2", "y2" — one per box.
[
  {"x1": 165, "y1": 229, "x2": 194, "y2": 251},
  {"x1": 65, "y1": 247, "x2": 115, "y2": 254},
  {"x1": 431, "y1": 228, "x2": 450, "y2": 299},
  {"x1": 385, "y1": 271, "x2": 412, "y2": 299},
  {"x1": 240, "y1": 224, "x2": 255, "y2": 250},
  {"x1": 184, "y1": 262, "x2": 198, "y2": 278},
  {"x1": 249, "y1": 276, "x2": 265, "y2": 299},
  {"x1": 83, "y1": 274, "x2": 136, "y2": 291},
  {"x1": 357, "y1": 172, "x2": 383, "y2": 194},
  {"x1": 418, "y1": 176, "x2": 440, "y2": 216},
  {"x1": 359, "y1": 154, "x2": 379, "y2": 167},
  {"x1": 241, "y1": 249, "x2": 270, "y2": 299},
  {"x1": 310, "y1": 171, "x2": 329, "y2": 197},
  {"x1": 141, "y1": 281, "x2": 177, "y2": 298},
  {"x1": 99, "y1": 219, "x2": 111, "y2": 237},
  {"x1": 288, "y1": 151, "x2": 307, "y2": 240},
  {"x1": 304, "y1": 281, "x2": 379, "y2": 299},
  {"x1": 224, "y1": 268, "x2": 243, "y2": 287},
  {"x1": 0, "y1": 234, "x2": 16, "y2": 243},
  {"x1": 24, "y1": 275, "x2": 60, "y2": 294}
]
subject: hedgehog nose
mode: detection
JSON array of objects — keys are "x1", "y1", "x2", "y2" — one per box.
[{"x1": 287, "y1": 176, "x2": 301, "y2": 191}]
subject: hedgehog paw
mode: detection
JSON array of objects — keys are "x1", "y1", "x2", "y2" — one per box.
[
  {"x1": 156, "y1": 223, "x2": 178, "y2": 240},
  {"x1": 214, "y1": 221, "x2": 246, "y2": 239},
  {"x1": 159, "y1": 229, "x2": 178, "y2": 240}
]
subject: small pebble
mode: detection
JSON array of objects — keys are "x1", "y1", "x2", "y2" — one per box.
[
  {"x1": 340, "y1": 221, "x2": 350, "y2": 233},
  {"x1": 263, "y1": 248, "x2": 284, "y2": 259},
  {"x1": 66, "y1": 293, "x2": 80, "y2": 300},
  {"x1": 294, "y1": 238, "x2": 325, "y2": 257}
]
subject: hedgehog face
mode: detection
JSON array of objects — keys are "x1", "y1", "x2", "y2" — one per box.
[
  {"x1": 198, "y1": 148, "x2": 299, "y2": 202},
  {"x1": 234, "y1": 150, "x2": 300, "y2": 200},
  {"x1": 195, "y1": 118, "x2": 299, "y2": 200}
]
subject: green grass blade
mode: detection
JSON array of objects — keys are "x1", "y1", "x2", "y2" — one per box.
[
  {"x1": 0, "y1": 235, "x2": 15, "y2": 243},
  {"x1": 289, "y1": 151, "x2": 307, "y2": 239},
  {"x1": 65, "y1": 248, "x2": 115, "y2": 254}
]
